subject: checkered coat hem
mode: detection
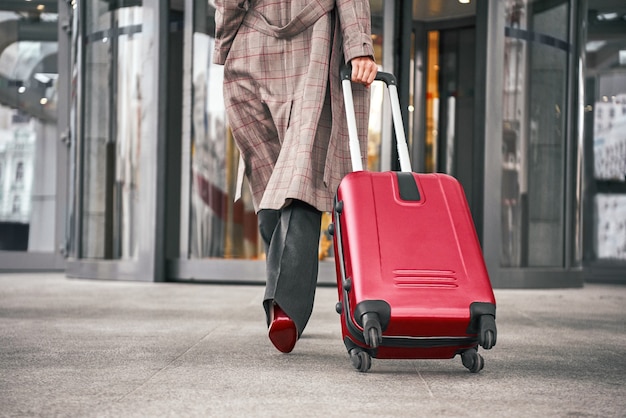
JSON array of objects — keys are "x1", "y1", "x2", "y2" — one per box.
[{"x1": 214, "y1": 0, "x2": 374, "y2": 213}]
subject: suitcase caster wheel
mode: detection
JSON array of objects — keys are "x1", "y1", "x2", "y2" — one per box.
[
  {"x1": 366, "y1": 327, "x2": 380, "y2": 349},
  {"x1": 349, "y1": 349, "x2": 371, "y2": 373},
  {"x1": 461, "y1": 349, "x2": 484, "y2": 373},
  {"x1": 479, "y1": 315, "x2": 497, "y2": 350},
  {"x1": 481, "y1": 329, "x2": 496, "y2": 350},
  {"x1": 361, "y1": 312, "x2": 383, "y2": 348}
]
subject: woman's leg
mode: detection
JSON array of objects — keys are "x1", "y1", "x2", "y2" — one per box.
[
  {"x1": 262, "y1": 200, "x2": 322, "y2": 341},
  {"x1": 257, "y1": 209, "x2": 280, "y2": 252}
]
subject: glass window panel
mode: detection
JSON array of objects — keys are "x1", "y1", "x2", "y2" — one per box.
[
  {"x1": 526, "y1": 45, "x2": 567, "y2": 267},
  {"x1": 370, "y1": 0, "x2": 383, "y2": 16},
  {"x1": 501, "y1": 0, "x2": 569, "y2": 268},
  {"x1": 439, "y1": 30, "x2": 459, "y2": 177},
  {"x1": 85, "y1": 2, "x2": 112, "y2": 35},
  {"x1": 585, "y1": 2, "x2": 626, "y2": 263},
  {"x1": 82, "y1": 4, "x2": 112, "y2": 258},
  {"x1": 425, "y1": 31, "x2": 440, "y2": 174},
  {"x1": 81, "y1": 2, "x2": 143, "y2": 259},
  {"x1": 595, "y1": 194, "x2": 626, "y2": 260},
  {"x1": 362, "y1": 1, "x2": 384, "y2": 174},
  {"x1": 113, "y1": 7, "x2": 143, "y2": 259},
  {"x1": 593, "y1": 74, "x2": 626, "y2": 182},
  {"x1": 0, "y1": 8, "x2": 58, "y2": 252},
  {"x1": 189, "y1": 31, "x2": 259, "y2": 259},
  {"x1": 0, "y1": 113, "x2": 35, "y2": 251},
  {"x1": 366, "y1": 33, "x2": 384, "y2": 174}
]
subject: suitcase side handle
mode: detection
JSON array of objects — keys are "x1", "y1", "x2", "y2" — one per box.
[{"x1": 340, "y1": 64, "x2": 412, "y2": 173}]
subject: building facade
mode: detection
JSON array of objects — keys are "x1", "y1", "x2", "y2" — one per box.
[{"x1": 0, "y1": 0, "x2": 624, "y2": 287}]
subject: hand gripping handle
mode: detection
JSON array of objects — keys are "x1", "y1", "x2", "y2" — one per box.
[{"x1": 340, "y1": 64, "x2": 412, "y2": 172}]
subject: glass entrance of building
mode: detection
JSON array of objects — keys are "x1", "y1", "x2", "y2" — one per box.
[
  {"x1": 487, "y1": 0, "x2": 584, "y2": 287},
  {"x1": 409, "y1": 0, "x2": 584, "y2": 288},
  {"x1": 58, "y1": 0, "x2": 591, "y2": 287}
]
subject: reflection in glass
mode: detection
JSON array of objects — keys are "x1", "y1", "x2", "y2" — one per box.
[
  {"x1": 366, "y1": 69, "x2": 384, "y2": 172},
  {"x1": 190, "y1": 33, "x2": 259, "y2": 259},
  {"x1": 0, "y1": 117, "x2": 35, "y2": 250},
  {"x1": 590, "y1": 67, "x2": 626, "y2": 261},
  {"x1": 425, "y1": 31, "x2": 439, "y2": 173},
  {"x1": 595, "y1": 194, "x2": 626, "y2": 260},
  {"x1": 82, "y1": 5, "x2": 112, "y2": 258},
  {"x1": 501, "y1": 0, "x2": 569, "y2": 267},
  {"x1": 365, "y1": 30, "x2": 384, "y2": 173},
  {"x1": 593, "y1": 87, "x2": 626, "y2": 182},
  {"x1": 0, "y1": 7, "x2": 59, "y2": 252},
  {"x1": 113, "y1": 7, "x2": 143, "y2": 259},
  {"x1": 81, "y1": 3, "x2": 143, "y2": 259}
]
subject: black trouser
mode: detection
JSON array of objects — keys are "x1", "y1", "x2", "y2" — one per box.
[{"x1": 258, "y1": 200, "x2": 322, "y2": 337}]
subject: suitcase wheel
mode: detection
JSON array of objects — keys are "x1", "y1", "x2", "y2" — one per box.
[
  {"x1": 461, "y1": 348, "x2": 485, "y2": 373},
  {"x1": 479, "y1": 315, "x2": 497, "y2": 350},
  {"x1": 360, "y1": 312, "x2": 383, "y2": 348},
  {"x1": 349, "y1": 348, "x2": 372, "y2": 373},
  {"x1": 366, "y1": 327, "x2": 381, "y2": 349},
  {"x1": 363, "y1": 322, "x2": 383, "y2": 348},
  {"x1": 481, "y1": 329, "x2": 496, "y2": 350}
]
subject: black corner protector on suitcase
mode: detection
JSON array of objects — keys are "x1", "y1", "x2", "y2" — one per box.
[
  {"x1": 467, "y1": 302, "x2": 497, "y2": 349},
  {"x1": 467, "y1": 302, "x2": 496, "y2": 333},
  {"x1": 354, "y1": 300, "x2": 391, "y2": 331},
  {"x1": 396, "y1": 172, "x2": 421, "y2": 201}
]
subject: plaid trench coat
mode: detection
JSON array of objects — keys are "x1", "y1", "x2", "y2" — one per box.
[{"x1": 214, "y1": 0, "x2": 374, "y2": 213}]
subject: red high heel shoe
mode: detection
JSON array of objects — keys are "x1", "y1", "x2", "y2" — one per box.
[{"x1": 268, "y1": 304, "x2": 298, "y2": 353}]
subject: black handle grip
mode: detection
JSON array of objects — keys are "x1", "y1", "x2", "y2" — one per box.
[{"x1": 340, "y1": 63, "x2": 396, "y2": 86}]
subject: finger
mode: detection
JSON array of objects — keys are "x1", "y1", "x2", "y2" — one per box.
[
  {"x1": 352, "y1": 62, "x2": 365, "y2": 84},
  {"x1": 361, "y1": 64, "x2": 376, "y2": 87},
  {"x1": 351, "y1": 63, "x2": 360, "y2": 83},
  {"x1": 366, "y1": 65, "x2": 377, "y2": 86},
  {"x1": 359, "y1": 67, "x2": 368, "y2": 85}
]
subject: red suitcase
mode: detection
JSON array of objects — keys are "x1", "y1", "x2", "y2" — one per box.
[{"x1": 331, "y1": 66, "x2": 497, "y2": 373}]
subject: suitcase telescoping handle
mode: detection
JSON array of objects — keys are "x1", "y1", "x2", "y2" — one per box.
[{"x1": 340, "y1": 64, "x2": 412, "y2": 173}]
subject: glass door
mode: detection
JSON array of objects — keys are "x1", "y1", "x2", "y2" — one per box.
[
  {"x1": 501, "y1": 0, "x2": 571, "y2": 268},
  {"x1": 66, "y1": 0, "x2": 180, "y2": 281},
  {"x1": 80, "y1": 2, "x2": 144, "y2": 260},
  {"x1": 0, "y1": 0, "x2": 66, "y2": 270},
  {"x1": 172, "y1": 0, "x2": 387, "y2": 282},
  {"x1": 421, "y1": 23, "x2": 481, "y2": 228}
]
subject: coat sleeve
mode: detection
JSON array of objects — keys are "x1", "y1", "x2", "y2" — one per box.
[
  {"x1": 335, "y1": 0, "x2": 375, "y2": 63},
  {"x1": 213, "y1": 0, "x2": 248, "y2": 65}
]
